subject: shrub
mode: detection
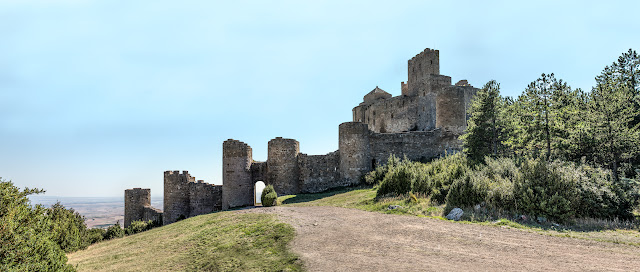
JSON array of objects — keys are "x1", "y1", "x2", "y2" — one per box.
[
  {"x1": 376, "y1": 162, "x2": 415, "y2": 197},
  {"x1": 125, "y1": 220, "x2": 155, "y2": 235},
  {"x1": 0, "y1": 179, "x2": 75, "y2": 271},
  {"x1": 364, "y1": 155, "x2": 400, "y2": 185},
  {"x1": 47, "y1": 202, "x2": 89, "y2": 253},
  {"x1": 445, "y1": 172, "x2": 490, "y2": 212},
  {"x1": 261, "y1": 185, "x2": 278, "y2": 207},
  {"x1": 103, "y1": 223, "x2": 125, "y2": 240},
  {"x1": 86, "y1": 228, "x2": 106, "y2": 244},
  {"x1": 514, "y1": 158, "x2": 579, "y2": 222}
]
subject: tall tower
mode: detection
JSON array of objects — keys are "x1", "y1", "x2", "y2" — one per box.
[
  {"x1": 406, "y1": 48, "x2": 441, "y2": 96},
  {"x1": 267, "y1": 137, "x2": 300, "y2": 195},
  {"x1": 222, "y1": 139, "x2": 254, "y2": 209}
]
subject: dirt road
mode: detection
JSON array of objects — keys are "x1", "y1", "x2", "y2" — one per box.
[{"x1": 239, "y1": 206, "x2": 640, "y2": 272}]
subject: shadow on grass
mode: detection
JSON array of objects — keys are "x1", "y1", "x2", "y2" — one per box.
[{"x1": 280, "y1": 185, "x2": 372, "y2": 205}]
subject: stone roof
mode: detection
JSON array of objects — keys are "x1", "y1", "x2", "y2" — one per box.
[{"x1": 367, "y1": 86, "x2": 390, "y2": 96}]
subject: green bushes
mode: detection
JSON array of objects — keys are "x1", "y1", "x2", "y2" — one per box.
[
  {"x1": 261, "y1": 185, "x2": 278, "y2": 207},
  {"x1": 47, "y1": 202, "x2": 90, "y2": 253},
  {"x1": 368, "y1": 154, "x2": 640, "y2": 223},
  {"x1": 104, "y1": 223, "x2": 125, "y2": 240},
  {"x1": 0, "y1": 179, "x2": 75, "y2": 271},
  {"x1": 125, "y1": 220, "x2": 158, "y2": 235}
]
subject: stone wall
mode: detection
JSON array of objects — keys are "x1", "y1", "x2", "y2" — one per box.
[
  {"x1": 163, "y1": 171, "x2": 194, "y2": 225},
  {"x1": 369, "y1": 129, "x2": 461, "y2": 164},
  {"x1": 354, "y1": 94, "x2": 436, "y2": 133},
  {"x1": 124, "y1": 188, "x2": 162, "y2": 228},
  {"x1": 189, "y1": 181, "x2": 222, "y2": 216},
  {"x1": 222, "y1": 139, "x2": 254, "y2": 209},
  {"x1": 298, "y1": 151, "x2": 341, "y2": 193}
]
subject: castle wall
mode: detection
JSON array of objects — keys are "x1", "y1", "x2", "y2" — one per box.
[
  {"x1": 189, "y1": 181, "x2": 222, "y2": 216},
  {"x1": 436, "y1": 86, "x2": 468, "y2": 134},
  {"x1": 142, "y1": 206, "x2": 163, "y2": 225},
  {"x1": 124, "y1": 188, "x2": 150, "y2": 228},
  {"x1": 369, "y1": 129, "x2": 461, "y2": 165},
  {"x1": 163, "y1": 171, "x2": 194, "y2": 225},
  {"x1": 250, "y1": 161, "x2": 267, "y2": 183},
  {"x1": 222, "y1": 139, "x2": 254, "y2": 209},
  {"x1": 355, "y1": 95, "x2": 436, "y2": 133},
  {"x1": 339, "y1": 122, "x2": 372, "y2": 184},
  {"x1": 125, "y1": 188, "x2": 163, "y2": 227},
  {"x1": 297, "y1": 151, "x2": 341, "y2": 193},
  {"x1": 267, "y1": 137, "x2": 300, "y2": 195}
]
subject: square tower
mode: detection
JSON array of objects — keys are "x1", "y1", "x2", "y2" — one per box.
[{"x1": 406, "y1": 48, "x2": 440, "y2": 95}]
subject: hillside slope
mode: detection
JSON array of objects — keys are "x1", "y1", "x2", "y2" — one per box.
[{"x1": 67, "y1": 211, "x2": 301, "y2": 271}]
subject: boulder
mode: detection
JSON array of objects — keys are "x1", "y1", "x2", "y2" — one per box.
[
  {"x1": 446, "y1": 208, "x2": 464, "y2": 221},
  {"x1": 388, "y1": 205, "x2": 403, "y2": 210}
]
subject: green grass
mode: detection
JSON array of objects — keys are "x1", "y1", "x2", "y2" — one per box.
[
  {"x1": 68, "y1": 212, "x2": 302, "y2": 272},
  {"x1": 279, "y1": 185, "x2": 640, "y2": 246}
]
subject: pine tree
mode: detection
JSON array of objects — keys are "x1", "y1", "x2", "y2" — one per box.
[
  {"x1": 512, "y1": 73, "x2": 574, "y2": 160},
  {"x1": 461, "y1": 80, "x2": 505, "y2": 163},
  {"x1": 588, "y1": 65, "x2": 640, "y2": 180}
]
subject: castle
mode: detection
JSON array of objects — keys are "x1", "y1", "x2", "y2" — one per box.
[{"x1": 124, "y1": 48, "x2": 478, "y2": 227}]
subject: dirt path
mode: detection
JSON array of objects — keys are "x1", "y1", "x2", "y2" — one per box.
[{"x1": 238, "y1": 206, "x2": 640, "y2": 272}]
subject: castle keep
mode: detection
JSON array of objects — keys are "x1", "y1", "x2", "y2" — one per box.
[{"x1": 125, "y1": 48, "x2": 478, "y2": 226}]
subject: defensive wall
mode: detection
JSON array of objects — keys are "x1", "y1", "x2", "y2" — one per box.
[{"x1": 125, "y1": 47, "x2": 479, "y2": 224}]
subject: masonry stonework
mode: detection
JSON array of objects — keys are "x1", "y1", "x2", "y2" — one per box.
[
  {"x1": 124, "y1": 48, "x2": 479, "y2": 225},
  {"x1": 124, "y1": 188, "x2": 162, "y2": 228}
]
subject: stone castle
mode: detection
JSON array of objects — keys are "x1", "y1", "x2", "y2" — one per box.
[{"x1": 125, "y1": 48, "x2": 478, "y2": 227}]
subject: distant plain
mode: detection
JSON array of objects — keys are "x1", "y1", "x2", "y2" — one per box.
[{"x1": 28, "y1": 195, "x2": 163, "y2": 228}]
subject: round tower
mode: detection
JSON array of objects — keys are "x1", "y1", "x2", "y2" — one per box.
[
  {"x1": 124, "y1": 188, "x2": 150, "y2": 228},
  {"x1": 163, "y1": 170, "x2": 192, "y2": 225},
  {"x1": 222, "y1": 139, "x2": 254, "y2": 209},
  {"x1": 267, "y1": 137, "x2": 300, "y2": 195},
  {"x1": 338, "y1": 122, "x2": 371, "y2": 184}
]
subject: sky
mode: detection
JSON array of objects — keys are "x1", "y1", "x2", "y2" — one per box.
[{"x1": 1, "y1": 0, "x2": 639, "y2": 197}]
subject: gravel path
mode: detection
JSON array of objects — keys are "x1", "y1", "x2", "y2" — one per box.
[{"x1": 238, "y1": 206, "x2": 640, "y2": 272}]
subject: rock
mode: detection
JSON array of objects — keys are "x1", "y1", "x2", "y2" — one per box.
[
  {"x1": 446, "y1": 208, "x2": 464, "y2": 221},
  {"x1": 537, "y1": 216, "x2": 547, "y2": 223},
  {"x1": 474, "y1": 204, "x2": 481, "y2": 211},
  {"x1": 388, "y1": 205, "x2": 403, "y2": 210}
]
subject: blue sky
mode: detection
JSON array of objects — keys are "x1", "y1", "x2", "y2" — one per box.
[{"x1": 1, "y1": 0, "x2": 639, "y2": 197}]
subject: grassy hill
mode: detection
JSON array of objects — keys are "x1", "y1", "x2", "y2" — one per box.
[{"x1": 67, "y1": 211, "x2": 302, "y2": 272}]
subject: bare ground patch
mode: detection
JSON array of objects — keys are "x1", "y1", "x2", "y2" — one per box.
[{"x1": 238, "y1": 206, "x2": 640, "y2": 272}]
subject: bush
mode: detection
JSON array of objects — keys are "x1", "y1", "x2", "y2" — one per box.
[
  {"x1": 261, "y1": 185, "x2": 278, "y2": 207},
  {"x1": 363, "y1": 155, "x2": 400, "y2": 185},
  {"x1": 104, "y1": 223, "x2": 125, "y2": 240},
  {"x1": 47, "y1": 202, "x2": 89, "y2": 253},
  {"x1": 514, "y1": 158, "x2": 579, "y2": 222},
  {"x1": 0, "y1": 179, "x2": 75, "y2": 271},
  {"x1": 445, "y1": 173, "x2": 490, "y2": 212},
  {"x1": 86, "y1": 228, "x2": 106, "y2": 244},
  {"x1": 125, "y1": 220, "x2": 157, "y2": 235}
]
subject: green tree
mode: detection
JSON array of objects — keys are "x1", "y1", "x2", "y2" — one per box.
[
  {"x1": 0, "y1": 179, "x2": 75, "y2": 271},
  {"x1": 47, "y1": 202, "x2": 89, "y2": 253},
  {"x1": 511, "y1": 73, "x2": 575, "y2": 160},
  {"x1": 461, "y1": 80, "x2": 507, "y2": 162},
  {"x1": 587, "y1": 65, "x2": 640, "y2": 180},
  {"x1": 104, "y1": 222, "x2": 125, "y2": 240}
]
